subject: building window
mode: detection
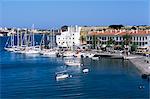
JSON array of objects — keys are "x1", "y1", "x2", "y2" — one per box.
[
  {"x1": 73, "y1": 38, "x2": 74, "y2": 39},
  {"x1": 142, "y1": 42, "x2": 144, "y2": 46},
  {"x1": 137, "y1": 37, "x2": 138, "y2": 41},
  {"x1": 120, "y1": 37, "x2": 122, "y2": 40},
  {"x1": 102, "y1": 37, "x2": 105, "y2": 40},
  {"x1": 140, "y1": 37, "x2": 141, "y2": 41},
  {"x1": 73, "y1": 34, "x2": 74, "y2": 35},
  {"x1": 90, "y1": 36, "x2": 92, "y2": 40},
  {"x1": 145, "y1": 37, "x2": 147, "y2": 40},
  {"x1": 59, "y1": 42, "x2": 60, "y2": 44},
  {"x1": 116, "y1": 37, "x2": 118, "y2": 40},
  {"x1": 134, "y1": 37, "x2": 135, "y2": 40},
  {"x1": 143, "y1": 37, "x2": 144, "y2": 41}
]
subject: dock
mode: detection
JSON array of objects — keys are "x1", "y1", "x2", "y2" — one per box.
[
  {"x1": 94, "y1": 52, "x2": 124, "y2": 59},
  {"x1": 129, "y1": 56, "x2": 150, "y2": 76},
  {"x1": 94, "y1": 52, "x2": 150, "y2": 76}
]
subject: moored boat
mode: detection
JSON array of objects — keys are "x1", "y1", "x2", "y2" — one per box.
[{"x1": 55, "y1": 71, "x2": 69, "y2": 80}]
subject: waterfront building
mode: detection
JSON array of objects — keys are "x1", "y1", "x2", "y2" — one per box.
[
  {"x1": 56, "y1": 25, "x2": 81, "y2": 48},
  {"x1": 86, "y1": 30, "x2": 150, "y2": 52}
]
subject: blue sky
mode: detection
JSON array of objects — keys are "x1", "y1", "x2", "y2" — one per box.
[{"x1": 0, "y1": 0, "x2": 150, "y2": 29}]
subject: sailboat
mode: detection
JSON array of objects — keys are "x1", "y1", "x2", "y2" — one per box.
[
  {"x1": 22, "y1": 25, "x2": 41, "y2": 54},
  {"x1": 4, "y1": 29, "x2": 17, "y2": 52},
  {"x1": 40, "y1": 29, "x2": 57, "y2": 57}
]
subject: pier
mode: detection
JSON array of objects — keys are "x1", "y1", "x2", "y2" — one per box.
[{"x1": 129, "y1": 56, "x2": 150, "y2": 76}]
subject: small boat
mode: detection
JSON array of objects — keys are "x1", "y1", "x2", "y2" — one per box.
[
  {"x1": 40, "y1": 49, "x2": 57, "y2": 57},
  {"x1": 91, "y1": 56, "x2": 99, "y2": 60},
  {"x1": 65, "y1": 59, "x2": 81, "y2": 66},
  {"x1": 86, "y1": 53, "x2": 95, "y2": 58},
  {"x1": 63, "y1": 51, "x2": 75, "y2": 57},
  {"x1": 56, "y1": 71, "x2": 69, "y2": 80},
  {"x1": 83, "y1": 68, "x2": 89, "y2": 73}
]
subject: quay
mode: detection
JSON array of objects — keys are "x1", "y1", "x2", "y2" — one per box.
[
  {"x1": 94, "y1": 52, "x2": 124, "y2": 59},
  {"x1": 129, "y1": 56, "x2": 150, "y2": 76},
  {"x1": 93, "y1": 51, "x2": 150, "y2": 76}
]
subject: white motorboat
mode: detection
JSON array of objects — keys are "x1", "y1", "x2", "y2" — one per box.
[
  {"x1": 83, "y1": 68, "x2": 89, "y2": 73},
  {"x1": 91, "y1": 56, "x2": 99, "y2": 60},
  {"x1": 86, "y1": 53, "x2": 95, "y2": 58},
  {"x1": 40, "y1": 49, "x2": 57, "y2": 57},
  {"x1": 56, "y1": 71, "x2": 69, "y2": 80},
  {"x1": 63, "y1": 51, "x2": 75, "y2": 57},
  {"x1": 65, "y1": 59, "x2": 81, "y2": 66}
]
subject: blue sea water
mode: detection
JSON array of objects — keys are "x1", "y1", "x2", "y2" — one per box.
[{"x1": 0, "y1": 37, "x2": 149, "y2": 98}]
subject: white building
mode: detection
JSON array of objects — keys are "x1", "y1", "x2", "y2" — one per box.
[
  {"x1": 87, "y1": 30, "x2": 150, "y2": 50},
  {"x1": 56, "y1": 26, "x2": 81, "y2": 48}
]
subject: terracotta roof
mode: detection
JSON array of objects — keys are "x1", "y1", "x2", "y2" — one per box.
[{"x1": 88, "y1": 30, "x2": 150, "y2": 36}]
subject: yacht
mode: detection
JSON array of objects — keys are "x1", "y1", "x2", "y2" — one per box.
[{"x1": 40, "y1": 29, "x2": 57, "y2": 57}]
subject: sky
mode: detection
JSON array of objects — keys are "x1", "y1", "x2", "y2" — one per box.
[{"x1": 0, "y1": 0, "x2": 150, "y2": 29}]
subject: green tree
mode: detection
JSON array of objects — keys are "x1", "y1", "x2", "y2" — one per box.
[
  {"x1": 80, "y1": 35, "x2": 86, "y2": 44},
  {"x1": 109, "y1": 25, "x2": 124, "y2": 29},
  {"x1": 92, "y1": 35, "x2": 97, "y2": 49},
  {"x1": 107, "y1": 38, "x2": 115, "y2": 46},
  {"x1": 131, "y1": 44, "x2": 138, "y2": 52},
  {"x1": 61, "y1": 25, "x2": 68, "y2": 32},
  {"x1": 122, "y1": 34, "x2": 132, "y2": 55},
  {"x1": 122, "y1": 34, "x2": 132, "y2": 46}
]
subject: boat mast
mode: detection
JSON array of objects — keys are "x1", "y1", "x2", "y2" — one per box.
[
  {"x1": 25, "y1": 29, "x2": 28, "y2": 47},
  {"x1": 40, "y1": 33, "x2": 45, "y2": 49},
  {"x1": 32, "y1": 24, "x2": 35, "y2": 47},
  {"x1": 5, "y1": 36, "x2": 10, "y2": 48},
  {"x1": 52, "y1": 29, "x2": 54, "y2": 49},
  {"x1": 10, "y1": 33, "x2": 13, "y2": 47},
  {"x1": 20, "y1": 30, "x2": 23, "y2": 47},
  {"x1": 12, "y1": 29, "x2": 15, "y2": 47},
  {"x1": 17, "y1": 29, "x2": 20, "y2": 47},
  {"x1": 49, "y1": 29, "x2": 52, "y2": 49}
]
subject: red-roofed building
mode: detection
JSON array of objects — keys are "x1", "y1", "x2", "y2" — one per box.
[{"x1": 86, "y1": 30, "x2": 150, "y2": 50}]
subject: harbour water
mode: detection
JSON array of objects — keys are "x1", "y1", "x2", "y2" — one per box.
[{"x1": 0, "y1": 37, "x2": 149, "y2": 98}]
